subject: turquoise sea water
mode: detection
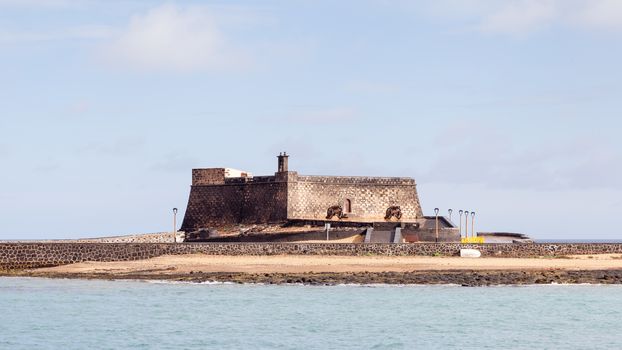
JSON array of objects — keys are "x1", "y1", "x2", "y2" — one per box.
[{"x1": 1, "y1": 278, "x2": 622, "y2": 349}]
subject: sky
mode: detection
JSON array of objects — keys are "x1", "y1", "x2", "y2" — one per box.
[{"x1": 1, "y1": 0, "x2": 621, "y2": 240}]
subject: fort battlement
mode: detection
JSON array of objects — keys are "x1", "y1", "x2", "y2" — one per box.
[
  {"x1": 295, "y1": 175, "x2": 416, "y2": 186},
  {"x1": 192, "y1": 168, "x2": 253, "y2": 185}
]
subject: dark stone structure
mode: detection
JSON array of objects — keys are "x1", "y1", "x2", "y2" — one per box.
[
  {"x1": 3, "y1": 243, "x2": 622, "y2": 270},
  {"x1": 181, "y1": 153, "x2": 425, "y2": 232}
]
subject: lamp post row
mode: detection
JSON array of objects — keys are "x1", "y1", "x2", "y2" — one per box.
[
  {"x1": 434, "y1": 208, "x2": 477, "y2": 240},
  {"x1": 171, "y1": 206, "x2": 473, "y2": 243},
  {"x1": 173, "y1": 208, "x2": 178, "y2": 243},
  {"x1": 434, "y1": 208, "x2": 439, "y2": 243}
]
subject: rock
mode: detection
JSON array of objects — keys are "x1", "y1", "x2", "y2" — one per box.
[{"x1": 460, "y1": 249, "x2": 482, "y2": 258}]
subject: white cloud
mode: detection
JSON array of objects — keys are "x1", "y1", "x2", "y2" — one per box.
[
  {"x1": 420, "y1": 0, "x2": 622, "y2": 35},
  {"x1": 478, "y1": 0, "x2": 557, "y2": 35},
  {"x1": 101, "y1": 4, "x2": 249, "y2": 73},
  {"x1": 420, "y1": 121, "x2": 622, "y2": 190},
  {"x1": 572, "y1": 0, "x2": 622, "y2": 30}
]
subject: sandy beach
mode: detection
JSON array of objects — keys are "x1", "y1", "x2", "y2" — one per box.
[
  {"x1": 28, "y1": 253, "x2": 622, "y2": 275},
  {"x1": 7, "y1": 254, "x2": 622, "y2": 286}
]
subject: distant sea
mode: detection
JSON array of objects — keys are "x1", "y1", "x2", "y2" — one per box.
[
  {"x1": 1, "y1": 278, "x2": 622, "y2": 349},
  {"x1": 535, "y1": 239, "x2": 622, "y2": 243}
]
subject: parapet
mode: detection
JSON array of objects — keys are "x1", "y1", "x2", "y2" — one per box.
[
  {"x1": 296, "y1": 175, "x2": 415, "y2": 186},
  {"x1": 192, "y1": 168, "x2": 252, "y2": 185}
]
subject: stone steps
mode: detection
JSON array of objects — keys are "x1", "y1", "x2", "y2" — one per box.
[{"x1": 369, "y1": 230, "x2": 393, "y2": 243}]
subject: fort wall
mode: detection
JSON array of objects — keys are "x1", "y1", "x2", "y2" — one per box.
[
  {"x1": 3, "y1": 243, "x2": 622, "y2": 270},
  {"x1": 181, "y1": 178, "x2": 288, "y2": 230},
  {"x1": 289, "y1": 175, "x2": 423, "y2": 220}
]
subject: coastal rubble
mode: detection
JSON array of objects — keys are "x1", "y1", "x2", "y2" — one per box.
[{"x1": 9, "y1": 269, "x2": 622, "y2": 287}]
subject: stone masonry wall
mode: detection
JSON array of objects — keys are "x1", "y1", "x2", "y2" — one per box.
[
  {"x1": 3, "y1": 243, "x2": 622, "y2": 270},
  {"x1": 0, "y1": 233, "x2": 175, "y2": 244},
  {"x1": 289, "y1": 175, "x2": 423, "y2": 220},
  {"x1": 181, "y1": 179, "x2": 288, "y2": 231},
  {"x1": 192, "y1": 168, "x2": 226, "y2": 185}
]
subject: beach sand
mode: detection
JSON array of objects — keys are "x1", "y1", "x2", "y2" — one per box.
[
  {"x1": 27, "y1": 253, "x2": 622, "y2": 274},
  {"x1": 9, "y1": 254, "x2": 622, "y2": 286}
]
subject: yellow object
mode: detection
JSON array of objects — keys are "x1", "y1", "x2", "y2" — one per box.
[{"x1": 461, "y1": 237, "x2": 485, "y2": 244}]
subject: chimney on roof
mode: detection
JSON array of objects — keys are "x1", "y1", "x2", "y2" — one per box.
[{"x1": 277, "y1": 152, "x2": 289, "y2": 172}]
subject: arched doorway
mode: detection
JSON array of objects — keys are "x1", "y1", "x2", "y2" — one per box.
[{"x1": 344, "y1": 199, "x2": 352, "y2": 213}]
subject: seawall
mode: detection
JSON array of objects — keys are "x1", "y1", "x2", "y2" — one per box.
[{"x1": 2, "y1": 243, "x2": 622, "y2": 270}]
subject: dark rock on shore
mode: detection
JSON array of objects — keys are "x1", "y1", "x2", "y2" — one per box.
[{"x1": 10, "y1": 269, "x2": 622, "y2": 286}]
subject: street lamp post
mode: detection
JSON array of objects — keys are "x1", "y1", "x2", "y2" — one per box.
[
  {"x1": 464, "y1": 211, "x2": 469, "y2": 239},
  {"x1": 448, "y1": 209, "x2": 453, "y2": 223},
  {"x1": 172, "y1": 208, "x2": 178, "y2": 243},
  {"x1": 471, "y1": 211, "x2": 476, "y2": 238},
  {"x1": 434, "y1": 208, "x2": 440, "y2": 243},
  {"x1": 459, "y1": 210, "x2": 463, "y2": 238}
]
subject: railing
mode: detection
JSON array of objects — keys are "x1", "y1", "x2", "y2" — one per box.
[{"x1": 461, "y1": 237, "x2": 485, "y2": 244}]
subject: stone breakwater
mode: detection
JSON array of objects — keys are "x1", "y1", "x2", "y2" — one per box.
[
  {"x1": 2, "y1": 243, "x2": 622, "y2": 270},
  {"x1": 0, "y1": 232, "x2": 174, "y2": 244},
  {"x1": 24, "y1": 270, "x2": 621, "y2": 287}
]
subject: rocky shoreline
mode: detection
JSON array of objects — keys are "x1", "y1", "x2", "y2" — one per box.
[{"x1": 7, "y1": 269, "x2": 622, "y2": 286}]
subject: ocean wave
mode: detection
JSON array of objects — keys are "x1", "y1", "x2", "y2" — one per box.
[{"x1": 142, "y1": 279, "x2": 235, "y2": 285}]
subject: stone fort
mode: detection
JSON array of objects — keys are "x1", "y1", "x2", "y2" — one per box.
[{"x1": 181, "y1": 153, "x2": 426, "y2": 232}]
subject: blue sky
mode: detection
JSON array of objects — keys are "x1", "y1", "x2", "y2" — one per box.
[{"x1": 1, "y1": 0, "x2": 621, "y2": 239}]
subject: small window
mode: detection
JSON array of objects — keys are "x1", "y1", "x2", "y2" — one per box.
[{"x1": 344, "y1": 199, "x2": 352, "y2": 213}]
